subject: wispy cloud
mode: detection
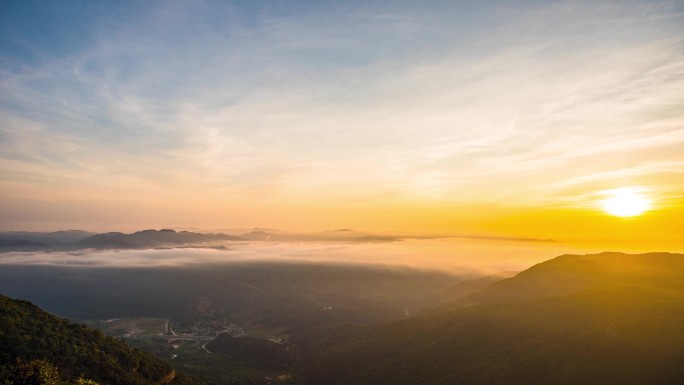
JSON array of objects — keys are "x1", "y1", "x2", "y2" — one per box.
[{"x1": 0, "y1": 0, "x2": 682, "y2": 230}]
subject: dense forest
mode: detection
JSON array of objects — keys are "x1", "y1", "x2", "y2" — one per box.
[{"x1": 0, "y1": 295, "x2": 202, "y2": 385}]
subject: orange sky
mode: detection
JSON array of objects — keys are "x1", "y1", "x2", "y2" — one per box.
[{"x1": 0, "y1": 1, "x2": 682, "y2": 254}]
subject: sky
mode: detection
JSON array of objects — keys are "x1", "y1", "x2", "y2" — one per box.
[{"x1": 0, "y1": 0, "x2": 683, "y2": 252}]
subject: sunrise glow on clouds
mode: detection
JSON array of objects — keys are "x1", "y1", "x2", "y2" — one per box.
[{"x1": 1, "y1": 0, "x2": 682, "y2": 250}]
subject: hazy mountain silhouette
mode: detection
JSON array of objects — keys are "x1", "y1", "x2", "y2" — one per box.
[
  {"x1": 0, "y1": 229, "x2": 242, "y2": 251},
  {"x1": 0, "y1": 230, "x2": 95, "y2": 251},
  {"x1": 75, "y1": 229, "x2": 243, "y2": 249},
  {"x1": 0, "y1": 228, "x2": 557, "y2": 252},
  {"x1": 0, "y1": 239, "x2": 52, "y2": 251},
  {"x1": 239, "y1": 230, "x2": 274, "y2": 241}
]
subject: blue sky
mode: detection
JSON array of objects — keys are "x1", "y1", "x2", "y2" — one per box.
[{"x1": 0, "y1": 0, "x2": 683, "y2": 235}]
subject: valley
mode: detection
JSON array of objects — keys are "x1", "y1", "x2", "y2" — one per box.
[
  {"x1": 0, "y1": 260, "x2": 463, "y2": 384},
  {"x1": 2, "y1": 251, "x2": 682, "y2": 385}
]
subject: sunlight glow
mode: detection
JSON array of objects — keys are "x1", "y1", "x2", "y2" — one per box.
[{"x1": 600, "y1": 188, "x2": 651, "y2": 217}]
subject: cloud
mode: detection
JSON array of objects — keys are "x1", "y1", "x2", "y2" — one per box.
[
  {"x1": 0, "y1": 0, "x2": 682, "y2": 228},
  {"x1": 0, "y1": 237, "x2": 583, "y2": 273}
]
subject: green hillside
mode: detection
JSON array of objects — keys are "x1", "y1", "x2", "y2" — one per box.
[
  {"x1": 0, "y1": 295, "x2": 203, "y2": 385},
  {"x1": 296, "y1": 252, "x2": 684, "y2": 385}
]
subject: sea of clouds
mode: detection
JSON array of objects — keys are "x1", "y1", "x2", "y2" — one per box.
[{"x1": 0, "y1": 238, "x2": 594, "y2": 274}]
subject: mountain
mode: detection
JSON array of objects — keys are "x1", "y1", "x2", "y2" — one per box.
[
  {"x1": 295, "y1": 252, "x2": 684, "y2": 385},
  {"x1": 0, "y1": 228, "x2": 446, "y2": 252},
  {"x1": 0, "y1": 229, "x2": 242, "y2": 251},
  {"x1": 0, "y1": 230, "x2": 95, "y2": 251},
  {"x1": 75, "y1": 229, "x2": 243, "y2": 249},
  {"x1": 0, "y1": 238, "x2": 52, "y2": 251},
  {"x1": 236, "y1": 229, "x2": 402, "y2": 242},
  {"x1": 461, "y1": 252, "x2": 684, "y2": 305},
  {"x1": 239, "y1": 230, "x2": 274, "y2": 241},
  {"x1": 0, "y1": 295, "x2": 204, "y2": 385},
  {"x1": 0, "y1": 230, "x2": 95, "y2": 243}
]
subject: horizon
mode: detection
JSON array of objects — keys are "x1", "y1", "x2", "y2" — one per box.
[{"x1": 1, "y1": 226, "x2": 681, "y2": 274}]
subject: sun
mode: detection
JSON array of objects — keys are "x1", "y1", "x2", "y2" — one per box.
[{"x1": 599, "y1": 187, "x2": 651, "y2": 217}]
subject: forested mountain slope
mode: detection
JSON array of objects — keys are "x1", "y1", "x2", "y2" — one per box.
[
  {"x1": 296, "y1": 252, "x2": 684, "y2": 385},
  {"x1": 0, "y1": 295, "x2": 204, "y2": 385}
]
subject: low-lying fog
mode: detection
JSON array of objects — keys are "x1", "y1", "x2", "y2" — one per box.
[{"x1": 0, "y1": 238, "x2": 597, "y2": 274}]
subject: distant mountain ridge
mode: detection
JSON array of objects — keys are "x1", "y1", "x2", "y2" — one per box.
[
  {"x1": 75, "y1": 229, "x2": 242, "y2": 249},
  {"x1": 0, "y1": 228, "x2": 557, "y2": 252},
  {"x1": 0, "y1": 229, "x2": 242, "y2": 251},
  {"x1": 0, "y1": 230, "x2": 96, "y2": 251},
  {"x1": 0, "y1": 228, "x2": 418, "y2": 251}
]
